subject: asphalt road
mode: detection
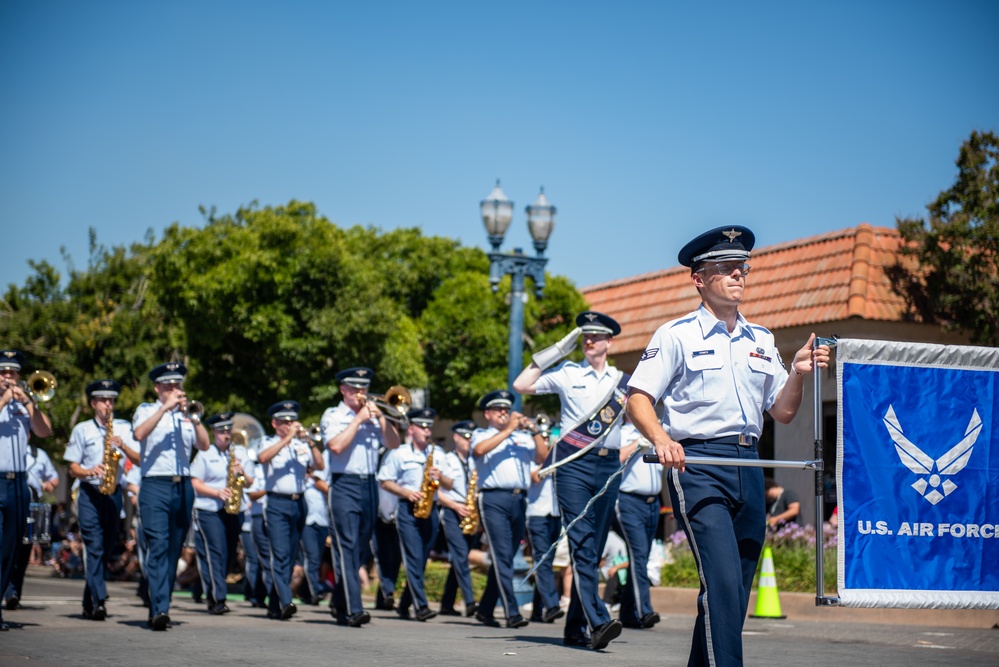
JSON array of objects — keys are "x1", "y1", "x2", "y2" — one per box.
[{"x1": 1, "y1": 578, "x2": 997, "y2": 666}]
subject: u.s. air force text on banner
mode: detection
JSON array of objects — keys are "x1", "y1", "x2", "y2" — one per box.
[{"x1": 836, "y1": 338, "x2": 999, "y2": 609}]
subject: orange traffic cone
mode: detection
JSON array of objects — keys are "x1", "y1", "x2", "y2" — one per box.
[{"x1": 751, "y1": 546, "x2": 786, "y2": 619}]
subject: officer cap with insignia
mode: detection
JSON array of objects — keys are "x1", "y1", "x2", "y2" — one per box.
[
  {"x1": 0, "y1": 350, "x2": 26, "y2": 371},
  {"x1": 205, "y1": 411, "x2": 235, "y2": 431},
  {"x1": 677, "y1": 225, "x2": 756, "y2": 268},
  {"x1": 86, "y1": 379, "x2": 121, "y2": 400},
  {"x1": 149, "y1": 361, "x2": 187, "y2": 384},
  {"x1": 267, "y1": 400, "x2": 301, "y2": 421},
  {"x1": 336, "y1": 367, "x2": 374, "y2": 389},
  {"x1": 407, "y1": 407, "x2": 437, "y2": 429},
  {"x1": 451, "y1": 419, "x2": 478, "y2": 439},
  {"x1": 478, "y1": 390, "x2": 514, "y2": 412},
  {"x1": 575, "y1": 311, "x2": 621, "y2": 337}
]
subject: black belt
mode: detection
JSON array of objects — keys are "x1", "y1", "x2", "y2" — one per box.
[
  {"x1": 268, "y1": 491, "x2": 303, "y2": 500},
  {"x1": 3, "y1": 471, "x2": 27, "y2": 480},
  {"x1": 480, "y1": 488, "x2": 525, "y2": 494},
  {"x1": 680, "y1": 435, "x2": 757, "y2": 447},
  {"x1": 331, "y1": 473, "x2": 372, "y2": 480},
  {"x1": 144, "y1": 475, "x2": 187, "y2": 483},
  {"x1": 621, "y1": 491, "x2": 659, "y2": 504}
]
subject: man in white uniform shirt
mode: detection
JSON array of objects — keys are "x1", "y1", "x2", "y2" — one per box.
[
  {"x1": 437, "y1": 419, "x2": 479, "y2": 617},
  {"x1": 321, "y1": 367, "x2": 400, "y2": 627},
  {"x1": 63, "y1": 379, "x2": 139, "y2": 621},
  {"x1": 132, "y1": 361, "x2": 209, "y2": 631},
  {"x1": 258, "y1": 400, "x2": 324, "y2": 620}
]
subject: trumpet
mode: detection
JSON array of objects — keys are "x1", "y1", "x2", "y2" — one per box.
[
  {"x1": 296, "y1": 423, "x2": 324, "y2": 445},
  {"x1": 7, "y1": 370, "x2": 58, "y2": 405},
  {"x1": 181, "y1": 399, "x2": 204, "y2": 425},
  {"x1": 361, "y1": 385, "x2": 412, "y2": 426}
]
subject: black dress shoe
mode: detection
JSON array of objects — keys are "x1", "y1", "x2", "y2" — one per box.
[
  {"x1": 542, "y1": 607, "x2": 566, "y2": 623},
  {"x1": 438, "y1": 607, "x2": 461, "y2": 616},
  {"x1": 149, "y1": 613, "x2": 170, "y2": 631},
  {"x1": 464, "y1": 602, "x2": 479, "y2": 618},
  {"x1": 5, "y1": 595, "x2": 20, "y2": 610},
  {"x1": 590, "y1": 620, "x2": 622, "y2": 650},
  {"x1": 0, "y1": 621, "x2": 9, "y2": 631},
  {"x1": 475, "y1": 610, "x2": 500, "y2": 627},
  {"x1": 563, "y1": 634, "x2": 589, "y2": 647},
  {"x1": 415, "y1": 607, "x2": 437, "y2": 622},
  {"x1": 396, "y1": 606, "x2": 411, "y2": 620},
  {"x1": 92, "y1": 605, "x2": 107, "y2": 621},
  {"x1": 280, "y1": 603, "x2": 297, "y2": 619},
  {"x1": 347, "y1": 610, "x2": 370, "y2": 627},
  {"x1": 640, "y1": 611, "x2": 660, "y2": 628},
  {"x1": 375, "y1": 595, "x2": 395, "y2": 610},
  {"x1": 506, "y1": 614, "x2": 529, "y2": 629},
  {"x1": 209, "y1": 602, "x2": 230, "y2": 616},
  {"x1": 267, "y1": 609, "x2": 281, "y2": 619}
]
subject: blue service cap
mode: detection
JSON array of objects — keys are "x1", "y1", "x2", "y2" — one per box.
[
  {"x1": 677, "y1": 226, "x2": 755, "y2": 268},
  {"x1": 205, "y1": 411, "x2": 235, "y2": 431},
  {"x1": 149, "y1": 361, "x2": 187, "y2": 384},
  {"x1": 268, "y1": 400, "x2": 301, "y2": 421},
  {"x1": 575, "y1": 311, "x2": 621, "y2": 336},
  {"x1": 86, "y1": 379, "x2": 121, "y2": 400},
  {"x1": 478, "y1": 390, "x2": 514, "y2": 411},
  {"x1": 0, "y1": 350, "x2": 26, "y2": 371},
  {"x1": 451, "y1": 419, "x2": 477, "y2": 438},
  {"x1": 406, "y1": 407, "x2": 437, "y2": 428},
  {"x1": 336, "y1": 367, "x2": 374, "y2": 388}
]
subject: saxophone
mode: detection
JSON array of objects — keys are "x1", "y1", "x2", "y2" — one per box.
[
  {"x1": 412, "y1": 449, "x2": 440, "y2": 519},
  {"x1": 224, "y1": 446, "x2": 247, "y2": 515},
  {"x1": 459, "y1": 468, "x2": 479, "y2": 535},
  {"x1": 98, "y1": 411, "x2": 123, "y2": 496}
]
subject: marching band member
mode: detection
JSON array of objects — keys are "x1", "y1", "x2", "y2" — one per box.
[
  {"x1": 0, "y1": 349, "x2": 53, "y2": 632},
  {"x1": 5, "y1": 441, "x2": 59, "y2": 609},
  {"x1": 373, "y1": 461, "x2": 402, "y2": 611},
  {"x1": 377, "y1": 408, "x2": 449, "y2": 622},
  {"x1": 514, "y1": 311, "x2": 627, "y2": 649},
  {"x1": 257, "y1": 400, "x2": 324, "y2": 620},
  {"x1": 471, "y1": 390, "x2": 548, "y2": 629},
  {"x1": 190, "y1": 412, "x2": 254, "y2": 615},
  {"x1": 613, "y1": 414, "x2": 662, "y2": 629},
  {"x1": 132, "y1": 361, "x2": 210, "y2": 631},
  {"x1": 301, "y1": 468, "x2": 330, "y2": 604},
  {"x1": 525, "y1": 460, "x2": 564, "y2": 624},
  {"x1": 321, "y1": 367, "x2": 400, "y2": 627},
  {"x1": 437, "y1": 419, "x2": 479, "y2": 617},
  {"x1": 63, "y1": 379, "x2": 140, "y2": 621},
  {"x1": 627, "y1": 225, "x2": 829, "y2": 666}
]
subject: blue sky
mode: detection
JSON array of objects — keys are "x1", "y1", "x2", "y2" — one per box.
[{"x1": 2, "y1": 1, "x2": 997, "y2": 294}]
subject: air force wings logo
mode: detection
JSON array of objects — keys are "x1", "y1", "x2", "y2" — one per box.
[{"x1": 883, "y1": 405, "x2": 982, "y2": 505}]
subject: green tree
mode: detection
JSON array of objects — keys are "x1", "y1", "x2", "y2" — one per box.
[{"x1": 891, "y1": 130, "x2": 999, "y2": 346}]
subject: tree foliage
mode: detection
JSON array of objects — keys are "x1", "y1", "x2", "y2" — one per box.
[
  {"x1": 2, "y1": 200, "x2": 589, "y2": 453},
  {"x1": 891, "y1": 130, "x2": 999, "y2": 346}
]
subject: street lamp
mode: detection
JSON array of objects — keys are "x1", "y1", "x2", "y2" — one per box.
[{"x1": 480, "y1": 180, "x2": 556, "y2": 411}]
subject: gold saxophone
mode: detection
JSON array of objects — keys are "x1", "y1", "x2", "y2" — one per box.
[
  {"x1": 413, "y1": 450, "x2": 440, "y2": 519},
  {"x1": 98, "y1": 411, "x2": 123, "y2": 496},
  {"x1": 224, "y1": 446, "x2": 247, "y2": 515},
  {"x1": 459, "y1": 468, "x2": 479, "y2": 535}
]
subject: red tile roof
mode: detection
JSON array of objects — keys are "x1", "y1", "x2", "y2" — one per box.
[{"x1": 582, "y1": 224, "x2": 909, "y2": 355}]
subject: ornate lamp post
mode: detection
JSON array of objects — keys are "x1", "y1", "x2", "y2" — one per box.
[{"x1": 480, "y1": 180, "x2": 556, "y2": 411}]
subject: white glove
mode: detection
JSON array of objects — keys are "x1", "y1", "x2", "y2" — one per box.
[{"x1": 533, "y1": 327, "x2": 582, "y2": 371}]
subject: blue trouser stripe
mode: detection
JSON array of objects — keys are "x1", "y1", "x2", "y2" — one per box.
[
  {"x1": 138, "y1": 477, "x2": 194, "y2": 618},
  {"x1": 395, "y1": 500, "x2": 439, "y2": 611},
  {"x1": 477, "y1": 489, "x2": 526, "y2": 620},
  {"x1": 264, "y1": 494, "x2": 306, "y2": 610},
  {"x1": 614, "y1": 491, "x2": 659, "y2": 623},
  {"x1": 439, "y1": 506, "x2": 475, "y2": 607},
  {"x1": 78, "y1": 484, "x2": 122, "y2": 611},
  {"x1": 300, "y1": 523, "x2": 328, "y2": 600},
  {"x1": 526, "y1": 514, "x2": 562, "y2": 615},
  {"x1": 0, "y1": 475, "x2": 29, "y2": 622},
  {"x1": 250, "y1": 514, "x2": 273, "y2": 605},
  {"x1": 328, "y1": 474, "x2": 377, "y2": 616}
]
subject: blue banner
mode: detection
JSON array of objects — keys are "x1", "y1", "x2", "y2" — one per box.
[{"x1": 837, "y1": 338, "x2": 999, "y2": 609}]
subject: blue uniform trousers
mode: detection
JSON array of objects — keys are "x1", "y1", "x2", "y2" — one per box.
[
  {"x1": 263, "y1": 493, "x2": 306, "y2": 611},
  {"x1": 300, "y1": 523, "x2": 328, "y2": 601},
  {"x1": 77, "y1": 484, "x2": 123, "y2": 612},
  {"x1": 0, "y1": 473, "x2": 29, "y2": 624},
  {"x1": 193, "y1": 508, "x2": 241, "y2": 605},
  {"x1": 555, "y1": 450, "x2": 621, "y2": 637},
  {"x1": 373, "y1": 517, "x2": 402, "y2": 607},
  {"x1": 476, "y1": 488, "x2": 527, "y2": 621},
  {"x1": 250, "y1": 514, "x2": 273, "y2": 606},
  {"x1": 328, "y1": 474, "x2": 377, "y2": 616},
  {"x1": 241, "y1": 523, "x2": 260, "y2": 605},
  {"x1": 395, "y1": 499, "x2": 439, "y2": 613},
  {"x1": 526, "y1": 514, "x2": 562, "y2": 618},
  {"x1": 138, "y1": 476, "x2": 194, "y2": 619},
  {"x1": 438, "y1": 506, "x2": 476, "y2": 610},
  {"x1": 667, "y1": 442, "x2": 765, "y2": 667},
  {"x1": 613, "y1": 491, "x2": 660, "y2": 624}
]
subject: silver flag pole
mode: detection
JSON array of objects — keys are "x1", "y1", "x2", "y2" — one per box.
[
  {"x1": 813, "y1": 337, "x2": 839, "y2": 607},
  {"x1": 642, "y1": 454, "x2": 821, "y2": 470}
]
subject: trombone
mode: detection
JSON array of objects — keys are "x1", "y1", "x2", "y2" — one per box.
[{"x1": 362, "y1": 385, "x2": 412, "y2": 426}]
